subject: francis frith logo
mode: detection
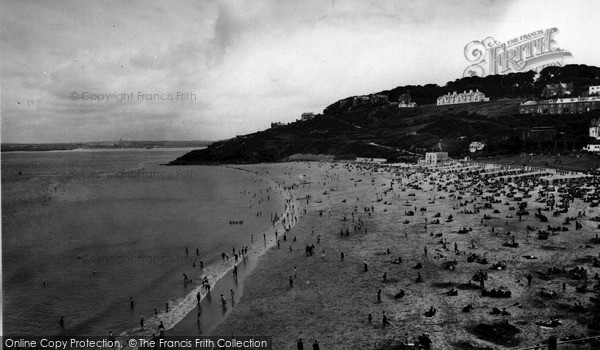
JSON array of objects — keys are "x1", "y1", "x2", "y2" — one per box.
[{"x1": 463, "y1": 28, "x2": 572, "y2": 77}]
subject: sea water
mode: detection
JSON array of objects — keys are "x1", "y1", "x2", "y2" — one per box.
[{"x1": 1, "y1": 148, "x2": 284, "y2": 336}]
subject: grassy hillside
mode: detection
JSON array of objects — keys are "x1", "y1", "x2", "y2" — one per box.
[
  {"x1": 170, "y1": 105, "x2": 597, "y2": 165},
  {"x1": 171, "y1": 65, "x2": 600, "y2": 165}
]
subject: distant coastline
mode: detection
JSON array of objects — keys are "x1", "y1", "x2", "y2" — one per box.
[{"x1": 1, "y1": 140, "x2": 213, "y2": 152}]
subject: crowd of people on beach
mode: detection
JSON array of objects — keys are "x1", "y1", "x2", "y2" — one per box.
[{"x1": 250, "y1": 160, "x2": 600, "y2": 348}]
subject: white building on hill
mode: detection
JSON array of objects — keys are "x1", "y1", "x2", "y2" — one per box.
[
  {"x1": 399, "y1": 101, "x2": 417, "y2": 108},
  {"x1": 422, "y1": 152, "x2": 449, "y2": 165},
  {"x1": 584, "y1": 144, "x2": 600, "y2": 152},
  {"x1": 469, "y1": 142, "x2": 486, "y2": 153},
  {"x1": 437, "y1": 89, "x2": 489, "y2": 106},
  {"x1": 301, "y1": 112, "x2": 315, "y2": 121}
]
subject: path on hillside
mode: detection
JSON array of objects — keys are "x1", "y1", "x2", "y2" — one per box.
[
  {"x1": 328, "y1": 115, "x2": 362, "y2": 129},
  {"x1": 368, "y1": 142, "x2": 420, "y2": 156}
]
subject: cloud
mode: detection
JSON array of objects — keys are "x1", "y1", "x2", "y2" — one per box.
[{"x1": 1, "y1": 0, "x2": 599, "y2": 143}]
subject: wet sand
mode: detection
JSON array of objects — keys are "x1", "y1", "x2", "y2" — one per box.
[
  {"x1": 186, "y1": 161, "x2": 599, "y2": 349},
  {"x1": 166, "y1": 166, "x2": 300, "y2": 337}
]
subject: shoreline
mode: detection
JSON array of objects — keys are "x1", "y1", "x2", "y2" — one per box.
[{"x1": 165, "y1": 167, "x2": 302, "y2": 336}]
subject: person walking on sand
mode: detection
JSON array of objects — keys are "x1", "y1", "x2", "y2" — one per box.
[
  {"x1": 416, "y1": 272, "x2": 423, "y2": 283},
  {"x1": 297, "y1": 338, "x2": 304, "y2": 350},
  {"x1": 527, "y1": 273, "x2": 533, "y2": 287},
  {"x1": 382, "y1": 311, "x2": 390, "y2": 328},
  {"x1": 312, "y1": 340, "x2": 320, "y2": 350},
  {"x1": 368, "y1": 313, "x2": 372, "y2": 324},
  {"x1": 341, "y1": 252, "x2": 345, "y2": 261},
  {"x1": 196, "y1": 292, "x2": 201, "y2": 304},
  {"x1": 364, "y1": 259, "x2": 368, "y2": 272},
  {"x1": 290, "y1": 276, "x2": 294, "y2": 288},
  {"x1": 377, "y1": 289, "x2": 382, "y2": 303}
]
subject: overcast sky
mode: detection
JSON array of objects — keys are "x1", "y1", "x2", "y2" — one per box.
[{"x1": 1, "y1": 0, "x2": 599, "y2": 143}]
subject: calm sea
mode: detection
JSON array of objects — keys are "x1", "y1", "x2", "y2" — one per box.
[{"x1": 1, "y1": 148, "x2": 282, "y2": 336}]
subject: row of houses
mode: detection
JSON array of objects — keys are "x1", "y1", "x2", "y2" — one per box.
[
  {"x1": 356, "y1": 89, "x2": 489, "y2": 108},
  {"x1": 519, "y1": 96, "x2": 600, "y2": 115},
  {"x1": 519, "y1": 84, "x2": 600, "y2": 115},
  {"x1": 436, "y1": 89, "x2": 489, "y2": 106}
]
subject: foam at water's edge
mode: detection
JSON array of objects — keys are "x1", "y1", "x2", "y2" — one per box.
[{"x1": 116, "y1": 175, "x2": 300, "y2": 347}]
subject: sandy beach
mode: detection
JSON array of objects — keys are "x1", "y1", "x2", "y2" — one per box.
[{"x1": 188, "y1": 160, "x2": 600, "y2": 350}]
